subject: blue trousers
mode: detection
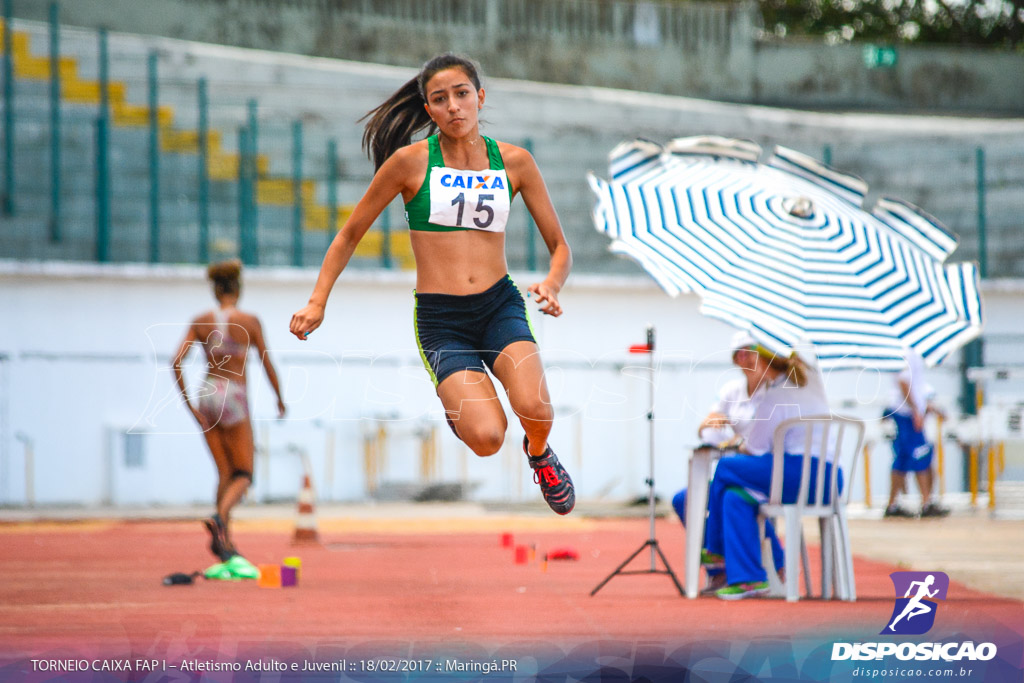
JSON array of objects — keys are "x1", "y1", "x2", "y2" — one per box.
[
  {"x1": 672, "y1": 487, "x2": 784, "y2": 576},
  {"x1": 703, "y1": 453, "x2": 841, "y2": 585}
]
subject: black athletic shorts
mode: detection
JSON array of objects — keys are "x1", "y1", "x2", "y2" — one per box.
[{"x1": 413, "y1": 274, "x2": 537, "y2": 388}]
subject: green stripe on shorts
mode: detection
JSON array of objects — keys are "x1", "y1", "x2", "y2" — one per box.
[
  {"x1": 412, "y1": 293, "x2": 439, "y2": 388},
  {"x1": 512, "y1": 276, "x2": 538, "y2": 342}
]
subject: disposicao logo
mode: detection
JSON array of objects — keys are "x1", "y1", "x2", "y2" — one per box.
[
  {"x1": 831, "y1": 571, "x2": 997, "y2": 663},
  {"x1": 882, "y1": 571, "x2": 949, "y2": 635}
]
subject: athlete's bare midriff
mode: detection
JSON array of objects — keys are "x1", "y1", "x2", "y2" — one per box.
[{"x1": 410, "y1": 229, "x2": 510, "y2": 295}]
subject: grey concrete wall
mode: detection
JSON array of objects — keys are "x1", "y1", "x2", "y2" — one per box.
[
  {"x1": 751, "y1": 41, "x2": 1024, "y2": 114},
  {"x1": 10, "y1": 0, "x2": 1024, "y2": 114},
  {"x1": 5, "y1": 260, "x2": 1012, "y2": 505}
]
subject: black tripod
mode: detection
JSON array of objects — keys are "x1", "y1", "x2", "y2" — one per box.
[{"x1": 591, "y1": 326, "x2": 684, "y2": 597}]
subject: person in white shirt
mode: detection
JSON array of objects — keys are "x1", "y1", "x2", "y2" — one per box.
[
  {"x1": 701, "y1": 342, "x2": 837, "y2": 600},
  {"x1": 883, "y1": 350, "x2": 948, "y2": 518},
  {"x1": 672, "y1": 332, "x2": 784, "y2": 594}
]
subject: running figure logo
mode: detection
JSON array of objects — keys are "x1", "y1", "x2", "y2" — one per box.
[{"x1": 882, "y1": 571, "x2": 949, "y2": 635}]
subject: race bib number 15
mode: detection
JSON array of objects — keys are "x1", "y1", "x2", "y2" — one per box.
[{"x1": 428, "y1": 167, "x2": 511, "y2": 233}]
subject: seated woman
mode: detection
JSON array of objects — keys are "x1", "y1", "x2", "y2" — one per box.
[
  {"x1": 701, "y1": 340, "x2": 835, "y2": 600},
  {"x1": 672, "y1": 331, "x2": 784, "y2": 594}
]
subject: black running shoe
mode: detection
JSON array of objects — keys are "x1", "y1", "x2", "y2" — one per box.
[
  {"x1": 524, "y1": 436, "x2": 575, "y2": 515},
  {"x1": 883, "y1": 504, "x2": 915, "y2": 518},
  {"x1": 203, "y1": 514, "x2": 234, "y2": 561},
  {"x1": 920, "y1": 501, "x2": 950, "y2": 518}
]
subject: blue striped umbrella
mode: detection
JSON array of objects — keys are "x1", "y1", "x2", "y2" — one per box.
[{"x1": 589, "y1": 136, "x2": 983, "y2": 369}]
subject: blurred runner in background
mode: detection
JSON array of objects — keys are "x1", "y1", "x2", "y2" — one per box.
[{"x1": 173, "y1": 259, "x2": 286, "y2": 574}]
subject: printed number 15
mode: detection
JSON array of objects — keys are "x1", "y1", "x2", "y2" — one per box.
[{"x1": 451, "y1": 192, "x2": 495, "y2": 228}]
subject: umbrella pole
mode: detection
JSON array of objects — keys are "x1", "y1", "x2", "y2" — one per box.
[{"x1": 591, "y1": 326, "x2": 684, "y2": 597}]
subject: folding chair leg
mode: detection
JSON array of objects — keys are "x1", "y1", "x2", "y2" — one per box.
[
  {"x1": 831, "y1": 516, "x2": 849, "y2": 600},
  {"x1": 819, "y1": 517, "x2": 834, "y2": 601},
  {"x1": 837, "y1": 511, "x2": 857, "y2": 601},
  {"x1": 799, "y1": 524, "x2": 812, "y2": 599},
  {"x1": 785, "y1": 510, "x2": 803, "y2": 602}
]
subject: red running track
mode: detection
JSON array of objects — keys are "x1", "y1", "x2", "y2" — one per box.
[{"x1": 0, "y1": 517, "x2": 1020, "y2": 675}]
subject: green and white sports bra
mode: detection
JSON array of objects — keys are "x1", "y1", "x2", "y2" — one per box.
[{"x1": 404, "y1": 134, "x2": 514, "y2": 233}]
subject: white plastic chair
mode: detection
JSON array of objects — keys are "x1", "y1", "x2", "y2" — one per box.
[{"x1": 757, "y1": 414, "x2": 866, "y2": 602}]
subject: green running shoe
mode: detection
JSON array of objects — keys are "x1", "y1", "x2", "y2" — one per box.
[
  {"x1": 225, "y1": 555, "x2": 260, "y2": 580},
  {"x1": 700, "y1": 549, "x2": 725, "y2": 571},
  {"x1": 203, "y1": 562, "x2": 238, "y2": 581},
  {"x1": 716, "y1": 581, "x2": 770, "y2": 600}
]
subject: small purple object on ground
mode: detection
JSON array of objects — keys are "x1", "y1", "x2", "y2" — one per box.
[{"x1": 281, "y1": 565, "x2": 298, "y2": 587}]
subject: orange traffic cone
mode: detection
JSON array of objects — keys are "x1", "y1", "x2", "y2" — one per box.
[{"x1": 292, "y1": 474, "x2": 320, "y2": 544}]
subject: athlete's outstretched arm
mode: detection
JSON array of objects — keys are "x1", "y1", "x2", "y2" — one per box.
[
  {"x1": 289, "y1": 151, "x2": 412, "y2": 340},
  {"x1": 504, "y1": 144, "x2": 572, "y2": 317}
]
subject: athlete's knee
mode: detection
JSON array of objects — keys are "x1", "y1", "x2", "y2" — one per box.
[
  {"x1": 515, "y1": 397, "x2": 554, "y2": 425},
  {"x1": 462, "y1": 426, "x2": 505, "y2": 457},
  {"x1": 230, "y1": 469, "x2": 253, "y2": 485}
]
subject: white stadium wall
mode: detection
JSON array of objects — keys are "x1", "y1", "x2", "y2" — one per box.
[{"x1": 4, "y1": 261, "x2": 1018, "y2": 510}]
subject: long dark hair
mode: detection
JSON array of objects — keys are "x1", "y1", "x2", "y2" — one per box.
[{"x1": 361, "y1": 53, "x2": 482, "y2": 171}]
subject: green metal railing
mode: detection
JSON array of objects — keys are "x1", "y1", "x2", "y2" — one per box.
[
  {"x1": 523, "y1": 137, "x2": 537, "y2": 272},
  {"x1": 326, "y1": 137, "x2": 338, "y2": 256},
  {"x1": 2, "y1": 0, "x2": 13, "y2": 215},
  {"x1": 197, "y1": 76, "x2": 209, "y2": 264},
  {"x1": 291, "y1": 119, "x2": 302, "y2": 267},
  {"x1": 95, "y1": 27, "x2": 108, "y2": 261},
  {"x1": 238, "y1": 125, "x2": 256, "y2": 265},
  {"x1": 960, "y1": 146, "x2": 988, "y2": 417},
  {"x1": 95, "y1": 113, "x2": 108, "y2": 262},
  {"x1": 243, "y1": 98, "x2": 259, "y2": 265},
  {"x1": 147, "y1": 50, "x2": 159, "y2": 263},
  {"x1": 976, "y1": 146, "x2": 987, "y2": 279},
  {"x1": 97, "y1": 27, "x2": 107, "y2": 120},
  {"x1": 47, "y1": 1, "x2": 59, "y2": 241}
]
